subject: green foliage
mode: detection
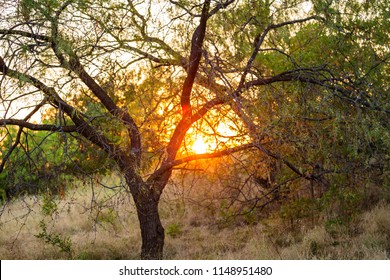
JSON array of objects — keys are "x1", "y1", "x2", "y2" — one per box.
[
  {"x1": 1, "y1": 0, "x2": 389, "y2": 259},
  {"x1": 324, "y1": 217, "x2": 346, "y2": 238},
  {"x1": 166, "y1": 222, "x2": 183, "y2": 238},
  {"x1": 0, "y1": 188, "x2": 6, "y2": 206},
  {"x1": 35, "y1": 220, "x2": 73, "y2": 259},
  {"x1": 0, "y1": 171, "x2": 9, "y2": 203},
  {"x1": 41, "y1": 194, "x2": 58, "y2": 216},
  {"x1": 97, "y1": 207, "x2": 117, "y2": 225},
  {"x1": 218, "y1": 199, "x2": 236, "y2": 224},
  {"x1": 76, "y1": 251, "x2": 92, "y2": 260},
  {"x1": 19, "y1": 0, "x2": 63, "y2": 18},
  {"x1": 0, "y1": 125, "x2": 113, "y2": 199},
  {"x1": 35, "y1": 193, "x2": 73, "y2": 258},
  {"x1": 96, "y1": 207, "x2": 121, "y2": 232},
  {"x1": 280, "y1": 197, "x2": 321, "y2": 227},
  {"x1": 241, "y1": 207, "x2": 258, "y2": 225},
  {"x1": 322, "y1": 184, "x2": 364, "y2": 222}
]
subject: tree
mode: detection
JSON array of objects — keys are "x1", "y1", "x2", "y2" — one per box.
[{"x1": 0, "y1": 0, "x2": 388, "y2": 259}]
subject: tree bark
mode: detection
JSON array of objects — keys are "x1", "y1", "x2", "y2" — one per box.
[
  {"x1": 135, "y1": 195, "x2": 164, "y2": 260},
  {"x1": 123, "y1": 167, "x2": 165, "y2": 260}
]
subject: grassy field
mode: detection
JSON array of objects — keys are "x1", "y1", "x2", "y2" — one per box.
[{"x1": 1, "y1": 177, "x2": 389, "y2": 260}]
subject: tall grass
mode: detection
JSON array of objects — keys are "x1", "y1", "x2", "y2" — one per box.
[{"x1": 0, "y1": 177, "x2": 389, "y2": 259}]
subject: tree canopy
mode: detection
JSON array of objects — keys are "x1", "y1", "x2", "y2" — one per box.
[{"x1": 1, "y1": 0, "x2": 389, "y2": 259}]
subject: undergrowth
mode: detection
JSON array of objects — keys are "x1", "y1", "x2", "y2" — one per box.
[{"x1": 0, "y1": 179, "x2": 389, "y2": 260}]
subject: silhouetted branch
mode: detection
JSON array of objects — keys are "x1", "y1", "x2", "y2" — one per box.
[
  {"x1": 0, "y1": 127, "x2": 22, "y2": 173},
  {"x1": 147, "y1": 143, "x2": 255, "y2": 184},
  {"x1": 48, "y1": 17, "x2": 142, "y2": 162},
  {"x1": 180, "y1": 0, "x2": 211, "y2": 117},
  {"x1": 171, "y1": 143, "x2": 255, "y2": 166},
  {"x1": 0, "y1": 29, "x2": 50, "y2": 42},
  {"x1": 0, "y1": 119, "x2": 77, "y2": 132},
  {"x1": 0, "y1": 55, "x2": 115, "y2": 154}
]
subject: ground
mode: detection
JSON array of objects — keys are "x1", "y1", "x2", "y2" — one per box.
[{"x1": 0, "y1": 177, "x2": 389, "y2": 260}]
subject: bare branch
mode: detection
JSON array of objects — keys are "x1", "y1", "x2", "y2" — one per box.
[
  {"x1": 180, "y1": 0, "x2": 211, "y2": 117},
  {"x1": 0, "y1": 119, "x2": 76, "y2": 132},
  {"x1": 208, "y1": 0, "x2": 236, "y2": 18},
  {"x1": 0, "y1": 127, "x2": 23, "y2": 173},
  {"x1": 0, "y1": 97, "x2": 54, "y2": 173},
  {"x1": 0, "y1": 29, "x2": 50, "y2": 42},
  {"x1": 147, "y1": 142, "x2": 255, "y2": 184},
  {"x1": 170, "y1": 142, "x2": 255, "y2": 167},
  {"x1": 252, "y1": 143, "x2": 306, "y2": 178},
  {"x1": 234, "y1": 15, "x2": 320, "y2": 95}
]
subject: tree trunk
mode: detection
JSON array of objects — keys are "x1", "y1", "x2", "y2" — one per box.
[
  {"x1": 119, "y1": 152, "x2": 170, "y2": 259},
  {"x1": 123, "y1": 167, "x2": 165, "y2": 260},
  {"x1": 135, "y1": 197, "x2": 164, "y2": 259}
]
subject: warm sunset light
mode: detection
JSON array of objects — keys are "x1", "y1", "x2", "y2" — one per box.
[
  {"x1": 192, "y1": 138, "x2": 209, "y2": 154},
  {"x1": 0, "y1": 0, "x2": 386, "y2": 264},
  {"x1": 189, "y1": 121, "x2": 244, "y2": 154}
]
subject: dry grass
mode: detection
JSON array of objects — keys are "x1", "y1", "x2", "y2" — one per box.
[
  {"x1": 1, "y1": 180, "x2": 389, "y2": 260},
  {"x1": 0, "y1": 183, "x2": 141, "y2": 260}
]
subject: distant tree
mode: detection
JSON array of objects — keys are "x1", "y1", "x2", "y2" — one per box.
[{"x1": 1, "y1": 0, "x2": 388, "y2": 259}]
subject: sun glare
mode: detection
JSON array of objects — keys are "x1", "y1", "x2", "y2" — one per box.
[
  {"x1": 190, "y1": 121, "x2": 243, "y2": 154},
  {"x1": 192, "y1": 138, "x2": 209, "y2": 154}
]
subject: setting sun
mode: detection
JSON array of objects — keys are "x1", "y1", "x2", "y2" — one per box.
[
  {"x1": 192, "y1": 138, "x2": 209, "y2": 154},
  {"x1": 189, "y1": 121, "x2": 243, "y2": 154}
]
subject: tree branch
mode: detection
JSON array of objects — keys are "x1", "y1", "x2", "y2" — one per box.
[
  {"x1": 0, "y1": 97, "x2": 54, "y2": 173},
  {"x1": 252, "y1": 143, "x2": 306, "y2": 178},
  {"x1": 248, "y1": 71, "x2": 390, "y2": 114},
  {"x1": 0, "y1": 119, "x2": 77, "y2": 132},
  {"x1": 46, "y1": 16, "x2": 142, "y2": 163},
  {"x1": 147, "y1": 142, "x2": 255, "y2": 184},
  {"x1": 234, "y1": 15, "x2": 320, "y2": 96},
  {"x1": 0, "y1": 29, "x2": 50, "y2": 42},
  {"x1": 180, "y1": 0, "x2": 211, "y2": 117},
  {"x1": 164, "y1": 0, "x2": 212, "y2": 164},
  {"x1": 0, "y1": 55, "x2": 116, "y2": 154},
  {"x1": 208, "y1": 0, "x2": 236, "y2": 18},
  {"x1": 170, "y1": 142, "x2": 255, "y2": 167},
  {"x1": 0, "y1": 127, "x2": 23, "y2": 173}
]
